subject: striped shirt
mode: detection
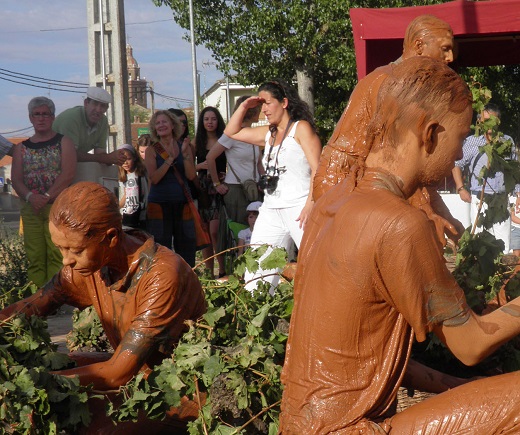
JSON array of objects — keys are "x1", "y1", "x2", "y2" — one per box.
[
  {"x1": 455, "y1": 134, "x2": 517, "y2": 194},
  {"x1": 0, "y1": 134, "x2": 12, "y2": 159}
]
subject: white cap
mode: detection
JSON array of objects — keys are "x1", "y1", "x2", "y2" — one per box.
[
  {"x1": 86, "y1": 86, "x2": 112, "y2": 104},
  {"x1": 246, "y1": 201, "x2": 262, "y2": 212},
  {"x1": 118, "y1": 143, "x2": 135, "y2": 153}
]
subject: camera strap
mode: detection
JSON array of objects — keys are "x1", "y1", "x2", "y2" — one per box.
[{"x1": 266, "y1": 120, "x2": 293, "y2": 172}]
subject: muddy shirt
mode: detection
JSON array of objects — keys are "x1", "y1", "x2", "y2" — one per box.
[
  {"x1": 280, "y1": 170, "x2": 470, "y2": 434},
  {"x1": 41, "y1": 230, "x2": 206, "y2": 366}
]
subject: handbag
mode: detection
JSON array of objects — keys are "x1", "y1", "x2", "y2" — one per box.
[
  {"x1": 227, "y1": 146, "x2": 260, "y2": 202},
  {"x1": 152, "y1": 142, "x2": 211, "y2": 251},
  {"x1": 182, "y1": 192, "x2": 212, "y2": 251}
]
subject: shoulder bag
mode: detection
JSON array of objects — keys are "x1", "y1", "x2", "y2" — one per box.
[
  {"x1": 152, "y1": 142, "x2": 211, "y2": 251},
  {"x1": 227, "y1": 146, "x2": 259, "y2": 202}
]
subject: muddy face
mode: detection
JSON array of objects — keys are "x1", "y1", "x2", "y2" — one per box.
[
  {"x1": 50, "y1": 220, "x2": 110, "y2": 276},
  {"x1": 420, "y1": 29, "x2": 454, "y2": 64}
]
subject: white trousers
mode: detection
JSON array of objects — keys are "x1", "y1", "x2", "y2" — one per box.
[
  {"x1": 244, "y1": 204, "x2": 304, "y2": 293},
  {"x1": 470, "y1": 195, "x2": 511, "y2": 253}
]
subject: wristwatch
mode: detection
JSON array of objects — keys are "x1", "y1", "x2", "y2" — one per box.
[
  {"x1": 457, "y1": 186, "x2": 465, "y2": 193},
  {"x1": 213, "y1": 181, "x2": 221, "y2": 187}
]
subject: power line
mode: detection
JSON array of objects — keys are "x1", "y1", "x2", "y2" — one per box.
[
  {"x1": 0, "y1": 67, "x2": 88, "y2": 94},
  {"x1": 0, "y1": 75, "x2": 86, "y2": 94},
  {"x1": 152, "y1": 89, "x2": 192, "y2": 105},
  {"x1": 0, "y1": 67, "x2": 192, "y2": 103},
  {"x1": 0, "y1": 19, "x2": 175, "y2": 35},
  {"x1": 0, "y1": 68, "x2": 88, "y2": 87},
  {"x1": 0, "y1": 126, "x2": 33, "y2": 136}
]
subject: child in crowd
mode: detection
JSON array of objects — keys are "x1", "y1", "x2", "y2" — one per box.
[
  {"x1": 136, "y1": 133, "x2": 151, "y2": 161},
  {"x1": 118, "y1": 143, "x2": 149, "y2": 229},
  {"x1": 237, "y1": 201, "x2": 262, "y2": 255}
]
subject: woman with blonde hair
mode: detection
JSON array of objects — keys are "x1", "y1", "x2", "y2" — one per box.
[{"x1": 144, "y1": 110, "x2": 197, "y2": 266}]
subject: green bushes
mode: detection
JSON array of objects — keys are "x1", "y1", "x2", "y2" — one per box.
[{"x1": 0, "y1": 222, "x2": 31, "y2": 300}]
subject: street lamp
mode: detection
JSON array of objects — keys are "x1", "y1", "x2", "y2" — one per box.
[{"x1": 188, "y1": 0, "x2": 199, "y2": 128}]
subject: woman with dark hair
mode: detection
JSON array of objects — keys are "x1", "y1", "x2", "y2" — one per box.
[
  {"x1": 168, "y1": 108, "x2": 196, "y2": 156},
  {"x1": 223, "y1": 79, "x2": 322, "y2": 292},
  {"x1": 168, "y1": 108, "x2": 200, "y2": 203},
  {"x1": 144, "y1": 109, "x2": 197, "y2": 266},
  {"x1": 205, "y1": 95, "x2": 264, "y2": 225},
  {"x1": 195, "y1": 106, "x2": 227, "y2": 278}
]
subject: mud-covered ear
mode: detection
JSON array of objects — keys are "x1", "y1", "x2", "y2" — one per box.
[
  {"x1": 106, "y1": 228, "x2": 120, "y2": 248},
  {"x1": 423, "y1": 121, "x2": 439, "y2": 154},
  {"x1": 414, "y1": 38, "x2": 424, "y2": 56}
]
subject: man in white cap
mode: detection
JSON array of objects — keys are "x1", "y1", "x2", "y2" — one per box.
[{"x1": 53, "y1": 86, "x2": 125, "y2": 166}]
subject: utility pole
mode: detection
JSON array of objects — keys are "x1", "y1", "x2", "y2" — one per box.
[
  {"x1": 86, "y1": 0, "x2": 131, "y2": 151},
  {"x1": 188, "y1": 0, "x2": 200, "y2": 128},
  {"x1": 149, "y1": 81, "x2": 155, "y2": 114}
]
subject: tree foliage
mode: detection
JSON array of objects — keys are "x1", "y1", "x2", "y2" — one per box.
[
  {"x1": 152, "y1": 0, "x2": 446, "y2": 140},
  {"x1": 459, "y1": 65, "x2": 520, "y2": 141}
]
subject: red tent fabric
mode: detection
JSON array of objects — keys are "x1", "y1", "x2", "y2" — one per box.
[{"x1": 350, "y1": 0, "x2": 520, "y2": 79}]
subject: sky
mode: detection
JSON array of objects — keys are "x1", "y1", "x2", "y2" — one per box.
[{"x1": 0, "y1": 0, "x2": 222, "y2": 137}]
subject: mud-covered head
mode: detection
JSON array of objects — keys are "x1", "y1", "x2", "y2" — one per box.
[
  {"x1": 50, "y1": 181, "x2": 122, "y2": 243},
  {"x1": 367, "y1": 56, "x2": 470, "y2": 151},
  {"x1": 365, "y1": 56, "x2": 472, "y2": 185},
  {"x1": 403, "y1": 15, "x2": 454, "y2": 63}
]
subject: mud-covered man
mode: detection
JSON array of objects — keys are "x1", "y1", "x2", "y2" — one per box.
[{"x1": 281, "y1": 57, "x2": 520, "y2": 434}]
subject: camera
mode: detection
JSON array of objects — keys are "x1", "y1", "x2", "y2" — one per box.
[{"x1": 259, "y1": 174, "x2": 279, "y2": 194}]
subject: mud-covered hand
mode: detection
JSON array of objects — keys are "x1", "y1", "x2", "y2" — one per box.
[{"x1": 296, "y1": 201, "x2": 314, "y2": 230}]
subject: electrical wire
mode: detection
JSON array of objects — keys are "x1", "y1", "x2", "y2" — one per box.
[
  {"x1": 0, "y1": 68, "x2": 88, "y2": 94},
  {"x1": 0, "y1": 76, "x2": 86, "y2": 94},
  {"x1": 152, "y1": 90, "x2": 192, "y2": 104},
  {"x1": 0, "y1": 68, "x2": 88, "y2": 87},
  {"x1": 0, "y1": 126, "x2": 33, "y2": 136}
]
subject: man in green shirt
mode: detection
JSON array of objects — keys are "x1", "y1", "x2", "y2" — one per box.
[{"x1": 53, "y1": 86, "x2": 125, "y2": 166}]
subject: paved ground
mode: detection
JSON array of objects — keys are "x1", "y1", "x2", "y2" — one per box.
[{"x1": 47, "y1": 306, "x2": 74, "y2": 353}]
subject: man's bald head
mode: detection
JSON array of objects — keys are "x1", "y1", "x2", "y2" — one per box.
[{"x1": 402, "y1": 15, "x2": 454, "y2": 64}]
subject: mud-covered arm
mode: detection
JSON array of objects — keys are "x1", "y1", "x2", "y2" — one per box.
[
  {"x1": 0, "y1": 274, "x2": 71, "y2": 321},
  {"x1": 402, "y1": 359, "x2": 472, "y2": 393},
  {"x1": 313, "y1": 67, "x2": 390, "y2": 201},
  {"x1": 408, "y1": 186, "x2": 465, "y2": 246},
  {"x1": 434, "y1": 299, "x2": 520, "y2": 367},
  {"x1": 54, "y1": 253, "x2": 206, "y2": 390},
  {"x1": 55, "y1": 329, "x2": 156, "y2": 390}
]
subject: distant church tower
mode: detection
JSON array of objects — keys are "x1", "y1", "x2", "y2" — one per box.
[{"x1": 127, "y1": 44, "x2": 148, "y2": 108}]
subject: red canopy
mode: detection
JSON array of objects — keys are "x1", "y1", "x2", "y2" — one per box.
[{"x1": 350, "y1": 0, "x2": 520, "y2": 79}]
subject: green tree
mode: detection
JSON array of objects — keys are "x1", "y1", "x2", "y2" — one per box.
[
  {"x1": 153, "y1": 0, "x2": 446, "y2": 140},
  {"x1": 130, "y1": 104, "x2": 151, "y2": 123},
  {"x1": 153, "y1": 1, "x2": 520, "y2": 144},
  {"x1": 459, "y1": 66, "x2": 520, "y2": 141}
]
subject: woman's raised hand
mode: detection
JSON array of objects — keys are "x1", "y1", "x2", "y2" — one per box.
[
  {"x1": 181, "y1": 137, "x2": 193, "y2": 159},
  {"x1": 243, "y1": 96, "x2": 265, "y2": 109}
]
